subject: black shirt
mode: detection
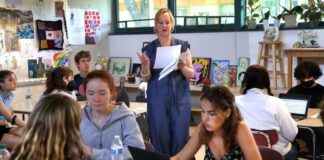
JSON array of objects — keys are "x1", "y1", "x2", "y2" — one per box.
[{"x1": 287, "y1": 83, "x2": 324, "y2": 108}]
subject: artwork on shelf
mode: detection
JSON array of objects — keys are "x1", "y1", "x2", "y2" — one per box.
[
  {"x1": 236, "y1": 57, "x2": 250, "y2": 87},
  {"x1": 16, "y1": 10, "x2": 34, "y2": 39},
  {"x1": 191, "y1": 57, "x2": 211, "y2": 85},
  {"x1": 108, "y1": 57, "x2": 131, "y2": 79},
  {"x1": 132, "y1": 63, "x2": 141, "y2": 76},
  {"x1": 227, "y1": 65, "x2": 237, "y2": 87},
  {"x1": 36, "y1": 20, "x2": 63, "y2": 50},
  {"x1": 263, "y1": 26, "x2": 279, "y2": 41},
  {"x1": 211, "y1": 60, "x2": 230, "y2": 85},
  {"x1": 27, "y1": 59, "x2": 37, "y2": 78},
  {"x1": 53, "y1": 51, "x2": 69, "y2": 68}
]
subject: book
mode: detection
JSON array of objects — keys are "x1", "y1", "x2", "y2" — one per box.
[
  {"x1": 192, "y1": 57, "x2": 211, "y2": 85},
  {"x1": 211, "y1": 60, "x2": 230, "y2": 85},
  {"x1": 236, "y1": 57, "x2": 250, "y2": 87}
]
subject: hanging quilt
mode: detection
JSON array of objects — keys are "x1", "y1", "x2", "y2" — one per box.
[{"x1": 36, "y1": 20, "x2": 63, "y2": 50}]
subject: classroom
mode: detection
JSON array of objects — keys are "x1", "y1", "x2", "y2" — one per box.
[{"x1": 0, "y1": 0, "x2": 323, "y2": 160}]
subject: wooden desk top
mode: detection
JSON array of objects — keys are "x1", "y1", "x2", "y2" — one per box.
[
  {"x1": 297, "y1": 108, "x2": 322, "y2": 127},
  {"x1": 284, "y1": 48, "x2": 324, "y2": 52}
]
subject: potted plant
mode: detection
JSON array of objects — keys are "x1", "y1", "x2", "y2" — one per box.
[
  {"x1": 278, "y1": 5, "x2": 303, "y2": 28},
  {"x1": 259, "y1": 9, "x2": 270, "y2": 29},
  {"x1": 244, "y1": 0, "x2": 260, "y2": 29},
  {"x1": 301, "y1": 0, "x2": 324, "y2": 27}
]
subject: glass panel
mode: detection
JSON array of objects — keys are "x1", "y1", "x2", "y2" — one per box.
[
  {"x1": 118, "y1": 0, "x2": 167, "y2": 28},
  {"x1": 176, "y1": 0, "x2": 235, "y2": 25}
]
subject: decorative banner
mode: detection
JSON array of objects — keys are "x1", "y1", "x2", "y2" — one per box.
[{"x1": 53, "y1": 50, "x2": 68, "y2": 67}]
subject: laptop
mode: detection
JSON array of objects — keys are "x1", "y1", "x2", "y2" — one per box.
[
  {"x1": 278, "y1": 93, "x2": 310, "y2": 121},
  {"x1": 128, "y1": 146, "x2": 170, "y2": 160}
]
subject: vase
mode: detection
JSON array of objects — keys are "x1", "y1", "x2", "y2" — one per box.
[
  {"x1": 247, "y1": 19, "x2": 257, "y2": 29},
  {"x1": 273, "y1": 19, "x2": 280, "y2": 28},
  {"x1": 283, "y1": 14, "x2": 297, "y2": 28}
]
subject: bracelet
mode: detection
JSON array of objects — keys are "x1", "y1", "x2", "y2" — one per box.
[{"x1": 12, "y1": 115, "x2": 17, "y2": 125}]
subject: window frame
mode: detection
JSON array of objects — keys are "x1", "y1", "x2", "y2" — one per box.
[{"x1": 112, "y1": 0, "x2": 324, "y2": 35}]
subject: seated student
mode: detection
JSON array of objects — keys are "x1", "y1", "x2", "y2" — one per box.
[
  {"x1": 236, "y1": 65, "x2": 298, "y2": 160},
  {"x1": 43, "y1": 67, "x2": 77, "y2": 100},
  {"x1": 0, "y1": 70, "x2": 25, "y2": 149},
  {"x1": 320, "y1": 100, "x2": 324, "y2": 125},
  {"x1": 74, "y1": 50, "x2": 91, "y2": 94},
  {"x1": 80, "y1": 70, "x2": 144, "y2": 160},
  {"x1": 171, "y1": 85, "x2": 261, "y2": 160},
  {"x1": 10, "y1": 94, "x2": 87, "y2": 160},
  {"x1": 287, "y1": 61, "x2": 324, "y2": 108}
]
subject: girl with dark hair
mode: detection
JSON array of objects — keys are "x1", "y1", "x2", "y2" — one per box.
[
  {"x1": 236, "y1": 65, "x2": 298, "y2": 160},
  {"x1": 43, "y1": 66, "x2": 77, "y2": 100},
  {"x1": 287, "y1": 61, "x2": 324, "y2": 108},
  {"x1": 171, "y1": 85, "x2": 261, "y2": 160},
  {"x1": 0, "y1": 70, "x2": 25, "y2": 149}
]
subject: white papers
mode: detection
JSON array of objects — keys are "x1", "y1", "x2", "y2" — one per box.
[
  {"x1": 158, "y1": 51, "x2": 188, "y2": 81},
  {"x1": 154, "y1": 45, "x2": 181, "y2": 69}
]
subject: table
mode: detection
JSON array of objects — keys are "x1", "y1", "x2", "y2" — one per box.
[
  {"x1": 14, "y1": 101, "x2": 147, "y2": 120},
  {"x1": 297, "y1": 108, "x2": 323, "y2": 127},
  {"x1": 283, "y1": 48, "x2": 324, "y2": 89}
]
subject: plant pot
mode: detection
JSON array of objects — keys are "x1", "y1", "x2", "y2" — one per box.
[
  {"x1": 273, "y1": 19, "x2": 280, "y2": 28},
  {"x1": 309, "y1": 19, "x2": 321, "y2": 27},
  {"x1": 263, "y1": 19, "x2": 269, "y2": 30},
  {"x1": 247, "y1": 19, "x2": 257, "y2": 29},
  {"x1": 283, "y1": 14, "x2": 297, "y2": 28}
]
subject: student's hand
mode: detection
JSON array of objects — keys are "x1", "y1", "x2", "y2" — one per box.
[
  {"x1": 137, "y1": 52, "x2": 150, "y2": 69},
  {"x1": 84, "y1": 145, "x2": 93, "y2": 156}
]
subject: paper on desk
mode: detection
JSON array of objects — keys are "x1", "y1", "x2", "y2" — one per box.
[
  {"x1": 158, "y1": 52, "x2": 187, "y2": 81},
  {"x1": 153, "y1": 45, "x2": 181, "y2": 69}
]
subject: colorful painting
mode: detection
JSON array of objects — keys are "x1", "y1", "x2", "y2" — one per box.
[
  {"x1": 211, "y1": 60, "x2": 230, "y2": 85},
  {"x1": 227, "y1": 65, "x2": 237, "y2": 87},
  {"x1": 192, "y1": 57, "x2": 211, "y2": 85},
  {"x1": 36, "y1": 20, "x2": 63, "y2": 50},
  {"x1": 16, "y1": 10, "x2": 34, "y2": 39},
  {"x1": 84, "y1": 10, "x2": 100, "y2": 44},
  {"x1": 27, "y1": 59, "x2": 37, "y2": 78},
  {"x1": 236, "y1": 57, "x2": 250, "y2": 87}
]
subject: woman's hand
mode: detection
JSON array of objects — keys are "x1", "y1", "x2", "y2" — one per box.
[
  {"x1": 84, "y1": 145, "x2": 93, "y2": 156},
  {"x1": 137, "y1": 52, "x2": 150, "y2": 70}
]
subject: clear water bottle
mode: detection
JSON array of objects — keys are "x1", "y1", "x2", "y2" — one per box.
[
  {"x1": 25, "y1": 89, "x2": 32, "y2": 109},
  {"x1": 0, "y1": 144, "x2": 10, "y2": 160},
  {"x1": 111, "y1": 135, "x2": 123, "y2": 160}
]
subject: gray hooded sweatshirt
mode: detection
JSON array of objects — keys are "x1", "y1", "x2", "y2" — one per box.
[{"x1": 80, "y1": 103, "x2": 145, "y2": 160}]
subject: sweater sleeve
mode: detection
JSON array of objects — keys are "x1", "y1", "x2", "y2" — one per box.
[
  {"x1": 121, "y1": 116, "x2": 145, "y2": 159},
  {"x1": 276, "y1": 99, "x2": 298, "y2": 141}
]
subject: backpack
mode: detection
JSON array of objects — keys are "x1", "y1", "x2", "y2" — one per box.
[{"x1": 116, "y1": 79, "x2": 130, "y2": 107}]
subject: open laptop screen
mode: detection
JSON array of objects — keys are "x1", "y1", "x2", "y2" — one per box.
[{"x1": 278, "y1": 94, "x2": 310, "y2": 117}]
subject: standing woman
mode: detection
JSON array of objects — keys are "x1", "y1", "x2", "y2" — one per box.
[
  {"x1": 0, "y1": 70, "x2": 25, "y2": 149},
  {"x1": 138, "y1": 8, "x2": 194, "y2": 156},
  {"x1": 43, "y1": 66, "x2": 77, "y2": 100}
]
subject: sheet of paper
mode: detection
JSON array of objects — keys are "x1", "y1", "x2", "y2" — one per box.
[
  {"x1": 158, "y1": 52, "x2": 188, "y2": 81},
  {"x1": 153, "y1": 45, "x2": 181, "y2": 69}
]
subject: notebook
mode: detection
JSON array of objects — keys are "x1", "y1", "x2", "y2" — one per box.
[
  {"x1": 278, "y1": 93, "x2": 310, "y2": 121},
  {"x1": 128, "y1": 146, "x2": 170, "y2": 160}
]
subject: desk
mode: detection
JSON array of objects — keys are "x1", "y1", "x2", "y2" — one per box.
[
  {"x1": 283, "y1": 48, "x2": 324, "y2": 89},
  {"x1": 297, "y1": 108, "x2": 323, "y2": 127},
  {"x1": 14, "y1": 102, "x2": 147, "y2": 120}
]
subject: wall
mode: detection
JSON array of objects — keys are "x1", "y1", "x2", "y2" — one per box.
[{"x1": 108, "y1": 30, "x2": 324, "y2": 87}]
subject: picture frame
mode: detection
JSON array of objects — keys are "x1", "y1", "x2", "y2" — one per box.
[
  {"x1": 108, "y1": 57, "x2": 131, "y2": 78},
  {"x1": 132, "y1": 63, "x2": 142, "y2": 76},
  {"x1": 191, "y1": 57, "x2": 212, "y2": 85}
]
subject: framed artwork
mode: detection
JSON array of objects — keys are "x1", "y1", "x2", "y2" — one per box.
[
  {"x1": 211, "y1": 60, "x2": 230, "y2": 85},
  {"x1": 263, "y1": 26, "x2": 279, "y2": 41},
  {"x1": 236, "y1": 57, "x2": 250, "y2": 87},
  {"x1": 108, "y1": 57, "x2": 131, "y2": 78},
  {"x1": 191, "y1": 57, "x2": 211, "y2": 85},
  {"x1": 132, "y1": 63, "x2": 141, "y2": 76}
]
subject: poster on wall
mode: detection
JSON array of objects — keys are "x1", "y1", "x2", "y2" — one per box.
[
  {"x1": 84, "y1": 10, "x2": 101, "y2": 44},
  {"x1": 66, "y1": 8, "x2": 85, "y2": 45},
  {"x1": 4, "y1": 30, "x2": 19, "y2": 52},
  {"x1": 55, "y1": 1, "x2": 64, "y2": 17},
  {"x1": 16, "y1": 10, "x2": 34, "y2": 39},
  {"x1": 0, "y1": 9, "x2": 17, "y2": 30}
]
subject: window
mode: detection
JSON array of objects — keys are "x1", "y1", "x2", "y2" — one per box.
[{"x1": 117, "y1": 0, "x2": 167, "y2": 28}]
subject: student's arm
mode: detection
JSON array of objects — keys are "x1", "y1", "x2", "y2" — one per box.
[
  {"x1": 0, "y1": 102, "x2": 25, "y2": 127},
  {"x1": 277, "y1": 100, "x2": 298, "y2": 141},
  {"x1": 171, "y1": 123, "x2": 203, "y2": 160},
  {"x1": 178, "y1": 48, "x2": 194, "y2": 79},
  {"x1": 236, "y1": 122, "x2": 262, "y2": 160}
]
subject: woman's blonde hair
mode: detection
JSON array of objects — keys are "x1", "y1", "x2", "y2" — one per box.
[
  {"x1": 10, "y1": 94, "x2": 87, "y2": 160},
  {"x1": 154, "y1": 8, "x2": 175, "y2": 33}
]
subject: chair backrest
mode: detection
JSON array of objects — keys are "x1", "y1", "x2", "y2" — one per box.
[
  {"x1": 259, "y1": 146, "x2": 283, "y2": 160},
  {"x1": 252, "y1": 129, "x2": 279, "y2": 146},
  {"x1": 295, "y1": 126, "x2": 316, "y2": 160},
  {"x1": 144, "y1": 140, "x2": 154, "y2": 152},
  {"x1": 252, "y1": 130, "x2": 271, "y2": 147}
]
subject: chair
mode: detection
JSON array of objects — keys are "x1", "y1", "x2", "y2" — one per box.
[
  {"x1": 259, "y1": 146, "x2": 284, "y2": 160},
  {"x1": 295, "y1": 126, "x2": 316, "y2": 160},
  {"x1": 252, "y1": 129, "x2": 279, "y2": 148},
  {"x1": 144, "y1": 140, "x2": 154, "y2": 152}
]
